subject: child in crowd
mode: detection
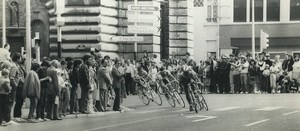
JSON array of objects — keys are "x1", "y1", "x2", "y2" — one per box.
[
  {"x1": 270, "y1": 61, "x2": 280, "y2": 93},
  {"x1": 277, "y1": 71, "x2": 292, "y2": 93},
  {"x1": 262, "y1": 64, "x2": 271, "y2": 93},
  {"x1": 0, "y1": 69, "x2": 12, "y2": 126},
  {"x1": 290, "y1": 78, "x2": 299, "y2": 93}
]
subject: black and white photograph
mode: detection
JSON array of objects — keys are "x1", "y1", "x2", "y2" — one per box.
[{"x1": 0, "y1": 0, "x2": 300, "y2": 131}]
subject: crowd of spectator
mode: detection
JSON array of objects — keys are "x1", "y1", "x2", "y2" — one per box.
[{"x1": 0, "y1": 44, "x2": 299, "y2": 126}]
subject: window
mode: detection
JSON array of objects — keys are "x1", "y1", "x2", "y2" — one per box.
[
  {"x1": 194, "y1": 0, "x2": 204, "y2": 7},
  {"x1": 267, "y1": 0, "x2": 280, "y2": 21},
  {"x1": 207, "y1": 5, "x2": 212, "y2": 22},
  {"x1": 250, "y1": 0, "x2": 263, "y2": 22},
  {"x1": 290, "y1": 0, "x2": 300, "y2": 21},
  {"x1": 234, "y1": 0, "x2": 247, "y2": 22},
  {"x1": 207, "y1": 2, "x2": 218, "y2": 23}
]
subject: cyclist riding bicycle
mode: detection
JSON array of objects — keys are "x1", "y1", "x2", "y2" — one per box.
[
  {"x1": 157, "y1": 66, "x2": 178, "y2": 90},
  {"x1": 135, "y1": 66, "x2": 151, "y2": 90},
  {"x1": 179, "y1": 64, "x2": 203, "y2": 111}
]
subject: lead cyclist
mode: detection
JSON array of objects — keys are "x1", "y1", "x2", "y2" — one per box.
[{"x1": 179, "y1": 65, "x2": 204, "y2": 111}]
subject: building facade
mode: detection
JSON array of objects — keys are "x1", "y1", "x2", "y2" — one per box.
[
  {"x1": 0, "y1": 0, "x2": 50, "y2": 57},
  {"x1": 194, "y1": 0, "x2": 300, "y2": 61}
]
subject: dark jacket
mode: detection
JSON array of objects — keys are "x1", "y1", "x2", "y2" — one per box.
[
  {"x1": 112, "y1": 67, "x2": 124, "y2": 89},
  {"x1": 78, "y1": 64, "x2": 91, "y2": 89},
  {"x1": 70, "y1": 67, "x2": 80, "y2": 90},
  {"x1": 46, "y1": 67, "x2": 59, "y2": 96}
]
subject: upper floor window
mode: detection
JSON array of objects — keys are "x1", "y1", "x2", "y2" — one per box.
[
  {"x1": 234, "y1": 0, "x2": 247, "y2": 22},
  {"x1": 207, "y1": 0, "x2": 218, "y2": 23},
  {"x1": 290, "y1": 0, "x2": 300, "y2": 21},
  {"x1": 250, "y1": 0, "x2": 263, "y2": 22},
  {"x1": 194, "y1": 0, "x2": 204, "y2": 7},
  {"x1": 267, "y1": 0, "x2": 280, "y2": 21}
]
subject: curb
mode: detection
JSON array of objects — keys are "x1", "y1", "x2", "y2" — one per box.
[{"x1": 63, "y1": 106, "x2": 134, "y2": 119}]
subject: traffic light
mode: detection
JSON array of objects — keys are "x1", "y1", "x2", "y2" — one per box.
[{"x1": 260, "y1": 30, "x2": 269, "y2": 52}]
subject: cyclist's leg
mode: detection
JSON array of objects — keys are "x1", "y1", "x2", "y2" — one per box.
[{"x1": 184, "y1": 84, "x2": 192, "y2": 105}]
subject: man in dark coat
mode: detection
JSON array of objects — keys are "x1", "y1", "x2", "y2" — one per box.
[
  {"x1": 112, "y1": 59, "x2": 124, "y2": 111},
  {"x1": 217, "y1": 55, "x2": 232, "y2": 94},
  {"x1": 78, "y1": 55, "x2": 92, "y2": 114}
]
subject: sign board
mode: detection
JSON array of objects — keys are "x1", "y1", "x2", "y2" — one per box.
[
  {"x1": 110, "y1": 36, "x2": 144, "y2": 42},
  {"x1": 128, "y1": 5, "x2": 159, "y2": 11},
  {"x1": 128, "y1": 25, "x2": 160, "y2": 34},
  {"x1": 35, "y1": 32, "x2": 40, "y2": 39},
  {"x1": 55, "y1": 0, "x2": 65, "y2": 14},
  {"x1": 127, "y1": 14, "x2": 160, "y2": 23}
]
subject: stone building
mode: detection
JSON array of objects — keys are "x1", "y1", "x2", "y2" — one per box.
[
  {"x1": 1, "y1": 0, "x2": 195, "y2": 60},
  {"x1": 0, "y1": 0, "x2": 50, "y2": 57}
]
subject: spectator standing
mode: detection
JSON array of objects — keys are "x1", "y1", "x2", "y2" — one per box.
[
  {"x1": 59, "y1": 60, "x2": 71, "y2": 116},
  {"x1": 46, "y1": 60, "x2": 61, "y2": 120},
  {"x1": 36, "y1": 61, "x2": 51, "y2": 121},
  {"x1": 97, "y1": 59, "x2": 112, "y2": 112},
  {"x1": 286, "y1": 55, "x2": 294, "y2": 79},
  {"x1": 270, "y1": 61, "x2": 280, "y2": 93},
  {"x1": 87, "y1": 59, "x2": 97, "y2": 114},
  {"x1": 217, "y1": 55, "x2": 231, "y2": 94},
  {"x1": 8, "y1": 53, "x2": 23, "y2": 124},
  {"x1": 248, "y1": 59, "x2": 258, "y2": 93},
  {"x1": 69, "y1": 59, "x2": 82, "y2": 114},
  {"x1": 78, "y1": 55, "x2": 92, "y2": 114},
  {"x1": 230, "y1": 56, "x2": 241, "y2": 93},
  {"x1": 0, "y1": 69, "x2": 12, "y2": 126},
  {"x1": 22, "y1": 63, "x2": 41, "y2": 123},
  {"x1": 112, "y1": 59, "x2": 124, "y2": 111},
  {"x1": 239, "y1": 56, "x2": 249, "y2": 93},
  {"x1": 256, "y1": 54, "x2": 266, "y2": 93},
  {"x1": 124, "y1": 60, "x2": 134, "y2": 95},
  {"x1": 292, "y1": 55, "x2": 300, "y2": 82},
  {"x1": 262, "y1": 65, "x2": 271, "y2": 93}
]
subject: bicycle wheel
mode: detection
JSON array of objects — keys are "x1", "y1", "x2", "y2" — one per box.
[
  {"x1": 196, "y1": 91, "x2": 208, "y2": 111},
  {"x1": 173, "y1": 90, "x2": 185, "y2": 108},
  {"x1": 150, "y1": 89, "x2": 162, "y2": 106},
  {"x1": 137, "y1": 88, "x2": 150, "y2": 105},
  {"x1": 193, "y1": 92, "x2": 203, "y2": 112},
  {"x1": 165, "y1": 91, "x2": 175, "y2": 107}
]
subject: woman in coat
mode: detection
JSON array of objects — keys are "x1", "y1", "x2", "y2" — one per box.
[{"x1": 22, "y1": 63, "x2": 41, "y2": 123}]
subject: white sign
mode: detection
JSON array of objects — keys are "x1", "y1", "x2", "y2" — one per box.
[
  {"x1": 127, "y1": 14, "x2": 160, "y2": 23},
  {"x1": 128, "y1": 25, "x2": 160, "y2": 34},
  {"x1": 110, "y1": 36, "x2": 144, "y2": 42},
  {"x1": 128, "y1": 5, "x2": 159, "y2": 11},
  {"x1": 55, "y1": 0, "x2": 65, "y2": 14},
  {"x1": 35, "y1": 32, "x2": 40, "y2": 39}
]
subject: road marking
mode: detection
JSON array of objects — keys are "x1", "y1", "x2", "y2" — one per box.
[
  {"x1": 214, "y1": 106, "x2": 242, "y2": 111},
  {"x1": 186, "y1": 115, "x2": 217, "y2": 123},
  {"x1": 171, "y1": 109, "x2": 189, "y2": 112},
  {"x1": 283, "y1": 111, "x2": 299, "y2": 116},
  {"x1": 135, "y1": 109, "x2": 168, "y2": 114},
  {"x1": 255, "y1": 106, "x2": 282, "y2": 111},
  {"x1": 244, "y1": 119, "x2": 270, "y2": 127},
  {"x1": 84, "y1": 114, "x2": 177, "y2": 131}
]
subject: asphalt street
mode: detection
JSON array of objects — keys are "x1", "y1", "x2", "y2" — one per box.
[{"x1": 2, "y1": 93, "x2": 300, "y2": 131}]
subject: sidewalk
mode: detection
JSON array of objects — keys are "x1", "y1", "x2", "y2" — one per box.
[{"x1": 17, "y1": 96, "x2": 137, "y2": 120}]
